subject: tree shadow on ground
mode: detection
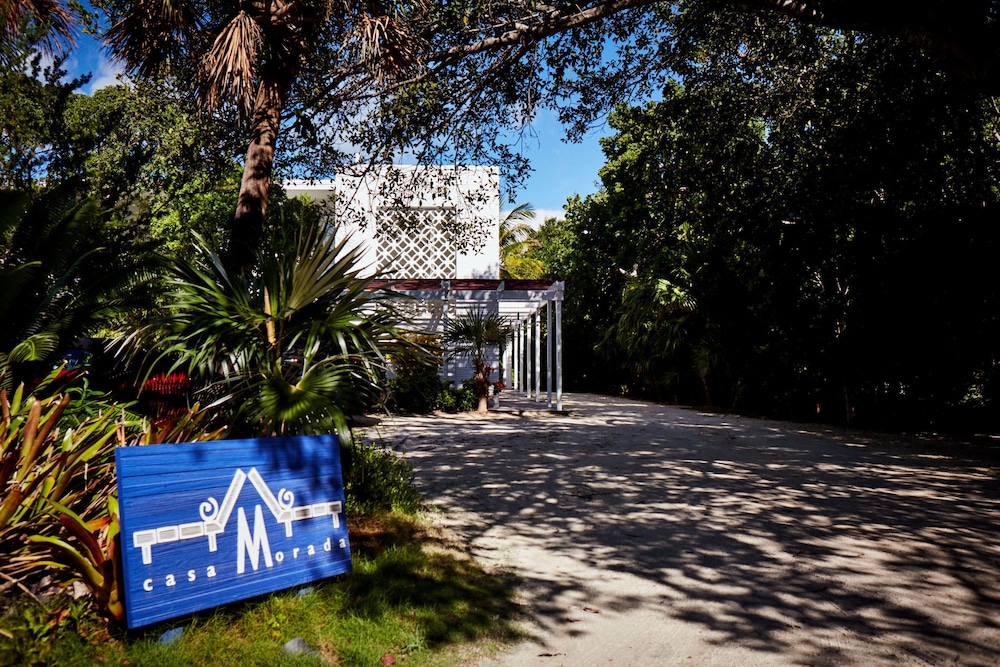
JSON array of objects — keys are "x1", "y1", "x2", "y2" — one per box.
[
  {"x1": 345, "y1": 514, "x2": 526, "y2": 647},
  {"x1": 376, "y1": 396, "x2": 1000, "y2": 666}
]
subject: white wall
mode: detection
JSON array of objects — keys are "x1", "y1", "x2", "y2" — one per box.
[{"x1": 284, "y1": 166, "x2": 500, "y2": 280}]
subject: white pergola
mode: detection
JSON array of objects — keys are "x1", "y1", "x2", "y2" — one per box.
[{"x1": 374, "y1": 278, "x2": 566, "y2": 411}]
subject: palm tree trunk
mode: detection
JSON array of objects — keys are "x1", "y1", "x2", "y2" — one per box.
[
  {"x1": 473, "y1": 361, "x2": 491, "y2": 413},
  {"x1": 228, "y1": 72, "x2": 287, "y2": 272}
]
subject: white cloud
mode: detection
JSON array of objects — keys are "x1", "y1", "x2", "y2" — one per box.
[
  {"x1": 86, "y1": 56, "x2": 128, "y2": 93},
  {"x1": 533, "y1": 208, "x2": 566, "y2": 225}
]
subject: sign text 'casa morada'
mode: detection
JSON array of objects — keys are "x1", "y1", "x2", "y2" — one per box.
[{"x1": 116, "y1": 435, "x2": 351, "y2": 628}]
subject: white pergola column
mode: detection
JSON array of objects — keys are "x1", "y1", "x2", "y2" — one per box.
[
  {"x1": 441, "y1": 285, "x2": 451, "y2": 384},
  {"x1": 556, "y1": 298, "x2": 563, "y2": 411},
  {"x1": 546, "y1": 301, "x2": 553, "y2": 408},
  {"x1": 513, "y1": 320, "x2": 521, "y2": 393},
  {"x1": 524, "y1": 315, "x2": 532, "y2": 397},
  {"x1": 534, "y1": 307, "x2": 541, "y2": 402},
  {"x1": 502, "y1": 331, "x2": 511, "y2": 390}
]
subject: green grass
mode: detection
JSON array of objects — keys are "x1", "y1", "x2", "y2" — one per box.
[{"x1": 0, "y1": 515, "x2": 524, "y2": 667}]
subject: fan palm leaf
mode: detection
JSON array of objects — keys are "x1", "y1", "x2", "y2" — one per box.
[
  {"x1": 1, "y1": 0, "x2": 75, "y2": 57},
  {"x1": 442, "y1": 308, "x2": 512, "y2": 412},
  {"x1": 155, "y1": 216, "x2": 411, "y2": 438}
]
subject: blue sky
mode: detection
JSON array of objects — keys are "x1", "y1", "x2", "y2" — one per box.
[
  {"x1": 61, "y1": 32, "x2": 609, "y2": 222},
  {"x1": 503, "y1": 110, "x2": 609, "y2": 221}
]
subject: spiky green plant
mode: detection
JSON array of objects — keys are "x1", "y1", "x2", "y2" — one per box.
[
  {"x1": 499, "y1": 203, "x2": 544, "y2": 280},
  {"x1": 0, "y1": 383, "x2": 120, "y2": 541},
  {"x1": 28, "y1": 497, "x2": 123, "y2": 621},
  {"x1": 152, "y1": 217, "x2": 410, "y2": 438},
  {"x1": 0, "y1": 372, "x2": 224, "y2": 619}
]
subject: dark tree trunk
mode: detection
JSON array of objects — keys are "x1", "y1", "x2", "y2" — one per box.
[
  {"x1": 473, "y1": 362, "x2": 491, "y2": 413},
  {"x1": 227, "y1": 73, "x2": 287, "y2": 273}
]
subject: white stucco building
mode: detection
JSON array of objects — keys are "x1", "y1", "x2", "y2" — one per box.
[
  {"x1": 284, "y1": 165, "x2": 501, "y2": 280},
  {"x1": 284, "y1": 166, "x2": 565, "y2": 409}
]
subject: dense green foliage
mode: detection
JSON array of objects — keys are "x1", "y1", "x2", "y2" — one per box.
[
  {"x1": 146, "y1": 215, "x2": 411, "y2": 439},
  {"x1": 0, "y1": 183, "x2": 160, "y2": 388},
  {"x1": 0, "y1": 376, "x2": 225, "y2": 620},
  {"x1": 11, "y1": 0, "x2": 1000, "y2": 268},
  {"x1": 0, "y1": 34, "x2": 247, "y2": 260},
  {"x1": 344, "y1": 441, "x2": 424, "y2": 516},
  {"x1": 384, "y1": 334, "x2": 479, "y2": 414},
  {"x1": 549, "y1": 16, "x2": 1000, "y2": 431},
  {"x1": 388, "y1": 370, "x2": 478, "y2": 414}
]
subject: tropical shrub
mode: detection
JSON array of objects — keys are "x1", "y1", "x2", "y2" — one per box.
[
  {"x1": 386, "y1": 365, "x2": 478, "y2": 414},
  {"x1": 388, "y1": 373, "x2": 444, "y2": 414},
  {"x1": 0, "y1": 376, "x2": 223, "y2": 621},
  {"x1": 385, "y1": 333, "x2": 443, "y2": 414},
  {"x1": 148, "y1": 216, "x2": 413, "y2": 439},
  {"x1": 344, "y1": 440, "x2": 423, "y2": 517},
  {"x1": 0, "y1": 384, "x2": 123, "y2": 581},
  {"x1": 441, "y1": 379, "x2": 479, "y2": 412},
  {"x1": 0, "y1": 184, "x2": 159, "y2": 390}
]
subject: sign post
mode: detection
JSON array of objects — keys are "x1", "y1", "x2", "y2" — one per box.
[{"x1": 116, "y1": 435, "x2": 352, "y2": 628}]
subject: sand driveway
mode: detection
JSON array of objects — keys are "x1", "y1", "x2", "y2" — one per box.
[{"x1": 369, "y1": 393, "x2": 1000, "y2": 666}]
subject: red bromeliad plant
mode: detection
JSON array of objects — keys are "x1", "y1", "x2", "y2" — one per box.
[
  {"x1": 28, "y1": 498, "x2": 123, "y2": 621},
  {"x1": 0, "y1": 375, "x2": 223, "y2": 621}
]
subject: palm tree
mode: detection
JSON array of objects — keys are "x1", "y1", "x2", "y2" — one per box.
[
  {"x1": 442, "y1": 308, "x2": 511, "y2": 413},
  {"x1": 0, "y1": 0, "x2": 75, "y2": 59},
  {"x1": 151, "y1": 215, "x2": 410, "y2": 438},
  {"x1": 499, "y1": 202, "x2": 544, "y2": 279},
  {"x1": 103, "y1": 0, "x2": 422, "y2": 273}
]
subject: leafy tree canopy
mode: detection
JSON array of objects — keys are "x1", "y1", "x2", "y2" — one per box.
[
  {"x1": 63, "y1": 0, "x2": 997, "y2": 269},
  {"x1": 553, "y1": 12, "x2": 1000, "y2": 431}
]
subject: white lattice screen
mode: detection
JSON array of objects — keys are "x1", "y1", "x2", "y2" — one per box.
[{"x1": 377, "y1": 208, "x2": 457, "y2": 278}]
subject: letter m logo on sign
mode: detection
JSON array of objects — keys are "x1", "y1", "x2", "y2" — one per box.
[{"x1": 115, "y1": 435, "x2": 352, "y2": 628}]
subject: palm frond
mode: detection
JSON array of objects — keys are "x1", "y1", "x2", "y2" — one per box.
[
  {"x1": 499, "y1": 202, "x2": 536, "y2": 247},
  {"x1": 0, "y1": 190, "x2": 30, "y2": 240},
  {"x1": 1, "y1": 0, "x2": 75, "y2": 56},
  {"x1": 7, "y1": 332, "x2": 58, "y2": 364},
  {"x1": 501, "y1": 202, "x2": 536, "y2": 224},
  {"x1": 155, "y1": 215, "x2": 415, "y2": 438},
  {"x1": 105, "y1": 0, "x2": 200, "y2": 78},
  {"x1": 501, "y1": 255, "x2": 545, "y2": 280},
  {"x1": 1, "y1": 186, "x2": 159, "y2": 386},
  {"x1": 202, "y1": 9, "x2": 263, "y2": 115},
  {"x1": 442, "y1": 308, "x2": 512, "y2": 364},
  {"x1": 499, "y1": 203, "x2": 542, "y2": 279},
  {"x1": 355, "y1": 12, "x2": 425, "y2": 81}
]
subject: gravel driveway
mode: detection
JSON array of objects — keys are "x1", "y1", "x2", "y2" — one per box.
[{"x1": 368, "y1": 393, "x2": 1000, "y2": 666}]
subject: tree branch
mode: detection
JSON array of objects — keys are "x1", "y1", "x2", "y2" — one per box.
[{"x1": 433, "y1": 0, "x2": 661, "y2": 65}]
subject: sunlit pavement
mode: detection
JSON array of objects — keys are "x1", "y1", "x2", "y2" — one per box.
[{"x1": 369, "y1": 393, "x2": 1000, "y2": 666}]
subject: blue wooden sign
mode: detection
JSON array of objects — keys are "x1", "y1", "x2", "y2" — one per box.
[{"x1": 115, "y1": 435, "x2": 351, "y2": 628}]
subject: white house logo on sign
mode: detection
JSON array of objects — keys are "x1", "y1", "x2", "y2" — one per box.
[
  {"x1": 115, "y1": 435, "x2": 353, "y2": 628},
  {"x1": 131, "y1": 467, "x2": 347, "y2": 593}
]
